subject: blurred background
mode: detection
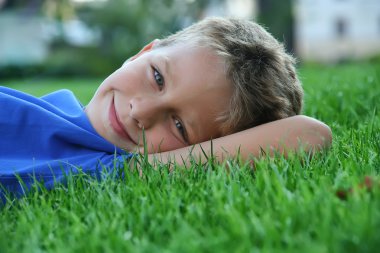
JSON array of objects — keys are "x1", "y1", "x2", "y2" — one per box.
[{"x1": 0, "y1": 0, "x2": 380, "y2": 80}]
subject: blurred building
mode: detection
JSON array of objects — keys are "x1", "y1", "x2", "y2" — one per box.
[
  {"x1": 0, "y1": 13, "x2": 49, "y2": 66},
  {"x1": 294, "y1": 0, "x2": 380, "y2": 62}
]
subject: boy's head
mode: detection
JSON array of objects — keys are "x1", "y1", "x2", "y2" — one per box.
[
  {"x1": 85, "y1": 17, "x2": 303, "y2": 153},
  {"x1": 155, "y1": 17, "x2": 303, "y2": 134}
]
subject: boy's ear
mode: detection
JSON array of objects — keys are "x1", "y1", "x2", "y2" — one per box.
[{"x1": 123, "y1": 39, "x2": 160, "y2": 65}]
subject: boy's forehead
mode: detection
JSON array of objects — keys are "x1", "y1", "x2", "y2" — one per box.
[
  {"x1": 154, "y1": 42, "x2": 218, "y2": 62},
  {"x1": 153, "y1": 43, "x2": 228, "y2": 80}
]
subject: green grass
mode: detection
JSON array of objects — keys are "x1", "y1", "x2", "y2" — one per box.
[
  {"x1": 0, "y1": 77, "x2": 101, "y2": 104},
  {"x1": 0, "y1": 62, "x2": 380, "y2": 253}
]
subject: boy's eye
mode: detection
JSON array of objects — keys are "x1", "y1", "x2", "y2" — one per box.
[
  {"x1": 153, "y1": 67, "x2": 164, "y2": 89},
  {"x1": 174, "y1": 118, "x2": 188, "y2": 143}
]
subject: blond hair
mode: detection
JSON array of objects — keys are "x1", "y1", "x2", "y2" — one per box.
[{"x1": 156, "y1": 17, "x2": 303, "y2": 134}]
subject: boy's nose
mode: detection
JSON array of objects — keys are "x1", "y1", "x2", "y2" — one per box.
[{"x1": 129, "y1": 97, "x2": 164, "y2": 129}]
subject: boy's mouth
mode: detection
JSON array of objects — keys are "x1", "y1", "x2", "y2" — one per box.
[{"x1": 109, "y1": 96, "x2": 137, "y2": 145}]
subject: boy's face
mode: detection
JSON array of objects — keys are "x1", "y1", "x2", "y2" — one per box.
[{"x1": 85, "y1": 41, "x2": 232, "y2": 153}]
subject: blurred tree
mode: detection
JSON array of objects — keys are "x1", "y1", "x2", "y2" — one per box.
[
  {"x1": 42, "y1": 0, "x2": 76, "y2": 43},
  {"x1": 257, "y1": 0, "x2": 294, "y2": 52},
  {"x1": 42, "y1": 0, "x2": 75, "y2": 21},
  {"x1": 0, "y1": 0, "x2": 224, "y2": 78},
  {"x1": 75, "y1": 0, "x2": 214, "y2": 76}
]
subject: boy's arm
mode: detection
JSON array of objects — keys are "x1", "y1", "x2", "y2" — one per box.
[{"x1": 148, "y1": 115, "x2": 332, "y2": 165}]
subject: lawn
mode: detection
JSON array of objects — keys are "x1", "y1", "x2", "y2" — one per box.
[{"x1": 0, "y1": 62, "x2": 379, "y2": 253}]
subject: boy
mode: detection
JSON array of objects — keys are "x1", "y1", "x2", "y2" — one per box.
[{"x1": 0, "y1": 17, "x2": 332, "y2": 198}]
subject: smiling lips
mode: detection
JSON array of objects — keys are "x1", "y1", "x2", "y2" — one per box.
[{"x1": 109, "y1": 97, "x2": 136, "y2": 145}]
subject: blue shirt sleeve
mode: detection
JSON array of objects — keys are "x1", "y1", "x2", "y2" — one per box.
[{"x1": 0, "y1": 86, "x2": 133, "y2": 201}]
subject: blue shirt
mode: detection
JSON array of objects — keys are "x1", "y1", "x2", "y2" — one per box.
[{"x1": 0, "y1": 86, "x2": 133, "y2": 200}]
